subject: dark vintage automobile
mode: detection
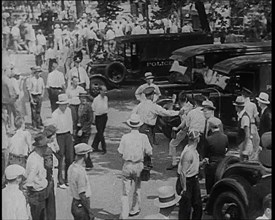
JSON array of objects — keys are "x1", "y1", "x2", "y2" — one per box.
[
  {"x1": 86, "y1": 32, "x2": 213, "y2": 90},
  {"x1": 205, "y1": 152, "x2": 271, "y2": 220},
  {"x1": 156, "y1": 42, "x2": 271, "y2": 139}
]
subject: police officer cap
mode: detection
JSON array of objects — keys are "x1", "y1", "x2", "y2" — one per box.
[
  {"x1": 5, "y1": 164, "x2": 25, "y2": 180},
  {"x1": 241, "y1": 87, "x2": 252, "y2": 96},
  {"x1": 143, "y1": 86, "x2": 155, "y2": 96}
]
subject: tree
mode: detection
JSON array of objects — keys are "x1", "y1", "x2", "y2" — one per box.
[{"x1": 97, "y1": 0, "x2": 123, "y2": 20}]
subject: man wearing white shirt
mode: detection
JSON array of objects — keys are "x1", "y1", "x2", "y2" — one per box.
[
  {"x1": 52, "y1": 94, "x2": 74, "y2": 187},
  {"x1": 67, "y1": 56, "x2": 90, "y2": 90},
  {"x1": 46, "y1": 60, "x2": 66, "y2": 112},
  {"x1": 27, "y1": 67, "x2": 45, "y2": 130},
  {"x1": 92, "y1": 86, "x2": 108, "y2": 153}
]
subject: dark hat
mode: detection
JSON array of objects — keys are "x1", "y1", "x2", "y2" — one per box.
[
  {"x1": 143, "y1": 86, "x2": 155, "y2": 96},
  {"x1": 43, "y1": 125, "x2": 57, "y2": 138},
  {"x1": 33, "y1": 132, "x2": 48, "y2": 147}
]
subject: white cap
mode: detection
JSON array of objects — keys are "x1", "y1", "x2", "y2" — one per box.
[{"x1": 5, "y1": 164, "x2": 25, "y2": 180}]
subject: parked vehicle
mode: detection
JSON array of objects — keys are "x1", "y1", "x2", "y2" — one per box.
[
  {"x1": 86, "y1": 32, "x2": 213, "y2": 91},
  {"x1": 205, "y1": 155, "x2": 271, "y2": 220}
]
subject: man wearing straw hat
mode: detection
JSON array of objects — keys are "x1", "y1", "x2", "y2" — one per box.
[
  {"x1": 233, "y1": 96, "x2": 253, "y2": 161},
  {"x1": 68, "y1": 143, "x2": 95, "y2": 220},
  {"x1": 2, "y1": 164, "x2": 29, "y2": 220},
  {"x1": 118, "y1": 114, "x2": 152, "y2": 219},
  {"x1": 256, "y1": 92, "x2": 272, "y2": 139},
  {"x1": 52, "y1": 93, "x2": 74, "y2": 188},
  {"x1": 24, "y1": 132, "x2": 49, "y2": 220},
  {"x1": 144, "y1": 186, "x2": 181, "y2": 219},
  {"x1": 135, "y1": 72, "x2": 161, "y2": 103}
]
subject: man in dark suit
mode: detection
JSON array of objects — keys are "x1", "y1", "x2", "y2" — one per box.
[
  {"x1": 256, "y1": 92, "x2": 272, "y2": 139},
  {"x1": 203, "y1": 117, "x2": 228, "y2": 194}
]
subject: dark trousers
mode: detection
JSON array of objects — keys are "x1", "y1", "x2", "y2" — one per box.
[
  {"x1": 92, "y1": 114, "x2": 107, "y2": 152},
  {"x1": 30, "y1": 94, "x2": 43, "y2": 128},
  {"x1": 56, "y1": 132, "x2": 74, "y2": 184},
  {"x1": 69, "y1": 105, "x2": 79, "y2": 132},
  {"x1": 71, "y1": 198, "x2": 89, "y2": 220},
  {"x1": 178, "y1": 175, "x2": 202, "y2": 220},
  {"x1": 48, "y1": 87, "x2": 63, "y2": 113},
  {"x1": 75, "y1": 132, "x2": 93, "y2": 168},
  {"x1": 139, "y1": 123, "x2": 154, "y2": 146},
  {"x1": 45, "y1": 178, "x2": 56, "y2": 220},
  {"x1": 28, "y1": 188, "x2": 47, "y2": 220},
  {"x1": 35, "y1": 54, "x2": 43, "y2": 66},
  {"x1": 204, "y1": 158, "x2": 223, "y2": 194}
]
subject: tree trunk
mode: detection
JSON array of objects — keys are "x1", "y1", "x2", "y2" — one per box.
[{"x1": 75, "y1": 0, "x2": 83, "y2": 19}]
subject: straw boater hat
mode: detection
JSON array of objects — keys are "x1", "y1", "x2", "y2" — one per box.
[
  {"x1": 126, "y1": 114, "x2": 143, "y2": 128},
  {"x1": 56, "y1": 94, "x2": 69, "y2": 104},
  {"x1": 202, "y1": 100, "x2": 216, "y2": 110},
  {"x1": 256, "y1": 92, "x2": 270, "y2": 104},
  {"x1": 74, "y1": 143, "x2": 93, "y2": 155},
  {"x1": 144, "y1": 72, "x2": 154, "y2": 80},
  {"x1": 258, "y1": 131, "x2": 272, "y2": 168},
  {"x1": 233, "y1": 96, "x2": 245, "y2": 107},
  {"x1": 33, "y1": 133, "x2": 48, "y2": 147},
  {"x1": 154, "y1": 186, "x2": 181, "y2": 208},
  {"x1": 5, "y1": 164, "x2": 25, "y2": 180}
]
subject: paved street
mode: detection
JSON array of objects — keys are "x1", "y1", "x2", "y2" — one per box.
[{"x1": 12, "y1": 52, "x2": 213, "y2": 220}]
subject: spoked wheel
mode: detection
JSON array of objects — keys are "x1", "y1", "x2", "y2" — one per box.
[
  {"x1": 213, "y1": 192, "x2": 247, "y2": 220},
  {"x1": 105, "y1": 62, "x2": 126, "y2": 84}
]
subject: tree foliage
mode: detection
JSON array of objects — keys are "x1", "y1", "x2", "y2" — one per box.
[{"x1": 97, "y1": 0, "x2": 123, "y2": 20}]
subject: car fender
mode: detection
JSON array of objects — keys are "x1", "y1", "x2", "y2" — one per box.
[
  {"x1": 206, "y1": 177, "x2": 250, "y2": 215},
  {"x1": 89, "y1": 74, "x2": 118, "y2": 89}
]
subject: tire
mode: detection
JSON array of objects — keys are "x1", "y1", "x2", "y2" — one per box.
[
  {"x1": 105, "y1": 62, "x2": 126, "y2": 84},
  {"x1": 213, "y1": 191, "x2": 247, "y2": 220},
  {"x1": 90, "y1": 78, "x2": 106, "y2": 97},
  {"x1": 215, "y1": 156, "x2": 240, "y2": 182}
]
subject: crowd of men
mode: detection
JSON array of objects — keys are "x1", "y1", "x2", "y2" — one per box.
[{"x1": 2, "y1": 54, "x2": 272, "y2": 220}]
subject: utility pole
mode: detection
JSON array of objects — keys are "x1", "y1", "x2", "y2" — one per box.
[{"x1": 145, "y1": 0, "x2": 150, "y2": 34}]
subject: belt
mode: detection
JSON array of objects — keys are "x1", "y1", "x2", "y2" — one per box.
[
  {"x1": 186, "y1": 174, "x2": 198, "y2": 180},
  {"x1": 49, "y1": 87, "x2": 62, "y2": 90},
  {"x1": 31, "y1": 93, "x2": 41, "y2": 96},
  {"x1": 56, "y1": 131, "x2": 70, "y2": 135}
]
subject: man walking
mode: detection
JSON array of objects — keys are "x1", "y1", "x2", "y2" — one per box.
[
  {"x1": 92, "y1": 86, "x2": 108, "y2": 154},
  {"x1": 118, "y1": 114, "x2": 152, "y2": 219},
  {"x1": 68, "y1": 143, "x2": 95, "y2": 220},
  {"x1": 233, "y1": 96, "x2": 253, "y2": 161},
  {"x1": 27, "y1": 66, "x2": 45, "y2": 130},
  {"x1": 24, "y1": 133, "x2": 49, "y2": 220},
  {"x1": 46, "y1": 59, "x2": 66, "y2": 112},
  {"x1": 177, "y1": 130, "x2": 203, "y2": 220},
  {"x1": 52, "y1": 94, "x2": 74, "y2": 188}
]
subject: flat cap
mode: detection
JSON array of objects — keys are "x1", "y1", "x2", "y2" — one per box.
[
  {"x1": 74, "y1": 143, "x2": 93, "y2": 155},
  {"x1": 5, "y1": 164, "x2": 25, "y2": 180}
]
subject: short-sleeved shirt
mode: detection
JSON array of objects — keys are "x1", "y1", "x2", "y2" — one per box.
[
  {"x1": 237, "y1": 109, "x2": 250, "y2": 129},
  {"x1": 46, "y1": 69, "x2": 65, "y2": 88},
  {"x1": 27, "y1": 76, "x2": 45, "y2": 95},
  {"x1": 118, "y1": 130, "x2": 152, "y2": 162},
  {"x1": 133, "y1": 100, "x2": 179, "y2": 126},
  {"x1": 68, "y1": 162, "x2": 91, "y2": 199},
  {"x1": 2, "y1": 184, "x2": 29, "y2": 220},
  {"x1": 92, "y1": 95, "x2": 108, "y2": 116}
]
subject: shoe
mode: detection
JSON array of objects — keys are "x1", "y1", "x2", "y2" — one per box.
[
  {"x1": 102, "y1": 150, "x2": 107, "y2": 155},
  {"x1": 58, "y1": 183, "x2": 68, "y2": 189},
  {"x1": 129, "y1": 210, "x2": 140, "y2": 217},
  {"x1": 166, "y1": 164, "x2": 178, "y2": 170},
  {"x1": 92, "y1": 149, "x2": 101, "y2": 152},
  {"x1": 85, "y1": 167, "x2": 93, "y2": 171}
]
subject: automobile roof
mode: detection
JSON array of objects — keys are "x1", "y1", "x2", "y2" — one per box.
[
  {"x1": 213, "y1": 53, "x2": 271, "y2": 75},
  {"x1": 170, "y1": 41, "x2": 271, "y2": 63},
  {"x1": 115, "y1": 31, "x2": 212, "y2": 43}
]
